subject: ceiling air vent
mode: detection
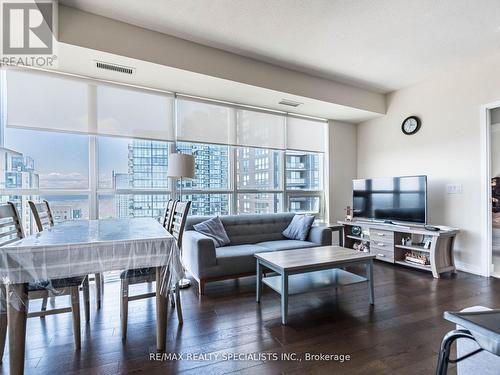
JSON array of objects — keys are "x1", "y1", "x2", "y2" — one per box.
[
  {"x1": 95, "y1": 61, "x2": 135, "y2": 75},
  {"x1": 278, "y1": 99, "x2": 302, "y2": 107}
]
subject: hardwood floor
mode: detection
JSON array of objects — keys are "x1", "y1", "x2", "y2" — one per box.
[{"x1": 1, "y1": 262, "x2": 499, "y2": 375}]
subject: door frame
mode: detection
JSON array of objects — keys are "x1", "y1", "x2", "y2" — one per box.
[{"x1": 480, "y1": 100, "x2": 500, "y2": 278}]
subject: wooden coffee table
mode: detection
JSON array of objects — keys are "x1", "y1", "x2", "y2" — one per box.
[{"x1": 255, "y1": 246, "x2": 375, "y2": 324}]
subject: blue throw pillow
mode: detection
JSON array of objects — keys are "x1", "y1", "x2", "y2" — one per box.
[
  {"x1": 193, "y1": 216, "x2": 230, "y2": 247},
  {"x1": 282, "y1": 214, "x2": 315, "y2": 241}
]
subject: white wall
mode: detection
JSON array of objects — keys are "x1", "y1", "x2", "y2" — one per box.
[
  {"x1": 328, "y1": 121, "x2": 357, "y2": 223},
  {"x1": 357, "y1": 52, "x2": 500, "y2": 275}
]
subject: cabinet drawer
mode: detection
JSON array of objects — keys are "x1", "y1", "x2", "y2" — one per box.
[
  {"x1": 372, "y1": 248, "x2": 394, "y2": 263},
  {"x1": 370, "y1": 239, "x2": 393, "y2": 250},
  {"x1": 370, "y1": 229, "x2": 394, "y2": 242}
]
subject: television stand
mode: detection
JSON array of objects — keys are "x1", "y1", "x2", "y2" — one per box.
[{"x1": 338, "y1": 220, "x2": 459, "y2": 278}]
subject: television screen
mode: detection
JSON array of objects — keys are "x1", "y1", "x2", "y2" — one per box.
[{"x1": 352, "y1": 176, "x2": 427, "y2": 224}]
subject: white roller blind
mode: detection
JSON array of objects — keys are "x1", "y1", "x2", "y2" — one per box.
[
  {"x1": 286, "y1": 116, "x2": 327, "y2": 152},
  {"x1": 97, "y1": 85, "x2": 174, "y2": 141},
  {"x1": 236, "y1": 109, "x2": 286, "y2": 149},
  {"x1": 6, "y1": 70, "x2": 89, "y2": 133},
  {"x1": 177, "y1": 98, "x2": 236, "y2": 144}
]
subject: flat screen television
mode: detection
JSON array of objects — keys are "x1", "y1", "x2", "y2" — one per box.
[{"x1": 352, "y1": 175, "x2": 427, "y2": 224}]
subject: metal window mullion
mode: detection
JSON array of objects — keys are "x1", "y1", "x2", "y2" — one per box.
[
  {"x1": 230, "y1": 146, "x2": 237, "y2": 215},
  {"x1": 88, "y1": 84, "x2": 98, "y2": 219}
]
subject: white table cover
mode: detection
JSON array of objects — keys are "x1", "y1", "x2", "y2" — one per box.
[{"x1": 0, "y1": 218, "x2": 184, "y2": 307}]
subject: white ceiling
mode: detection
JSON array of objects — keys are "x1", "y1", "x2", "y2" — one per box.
[{"x1": 61, "y1": 0, "x2": 500, "y2": 93}]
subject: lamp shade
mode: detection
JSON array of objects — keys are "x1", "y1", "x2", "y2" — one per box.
[{"x1": 167, "y1": 153, "x2": 195, "y2": 179}]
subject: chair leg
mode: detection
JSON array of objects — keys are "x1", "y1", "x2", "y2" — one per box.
[
  {"x1": 175, "y1": 283, "x2": 183, "y2": 325},
  {"x1": 95, "y1": 273, "x2": 102, "y2": 310},
  {"x1": 0, "y1": 284, "x2": 7, "y2": 363},
  {"x1": 198, "y1": 279, "x2": 205, "y2": 295},
  {"x1": 40, "y1": 290, "x2": 48, "y2": 319},
  {"x1": 120, "y1": 279, "x2": 129, "y2": 340},
  {"x1": 169, "y1": 289, "x2": 175, "y2": 308},
  {"x1": 70, "y1": 286, "x2": 81, "y2": 350},
  {"x1": 82, "y1": 276, "x2": 90, "y2": 323}
]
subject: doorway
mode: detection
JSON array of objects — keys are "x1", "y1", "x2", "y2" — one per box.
[{"x1": 485, "y1": 106, "x2": 500, "y2": 278}]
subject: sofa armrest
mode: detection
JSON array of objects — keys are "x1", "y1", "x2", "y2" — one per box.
[
  {"x1": 308, "y1": 226, "x2": 332, "y2": 246},
  {"x1": 182, "y1": 230, "x2": 217, "y2": 279}
]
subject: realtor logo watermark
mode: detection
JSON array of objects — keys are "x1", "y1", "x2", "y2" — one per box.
[{"x1": 1, "y1": 1, "x2": 57, "y2": 67}]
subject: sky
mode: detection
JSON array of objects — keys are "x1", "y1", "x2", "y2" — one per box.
[{"x1": 5, "y1": 127, "x2": 129, "y2": 189}]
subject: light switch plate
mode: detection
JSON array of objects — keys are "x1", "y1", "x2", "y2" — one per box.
[{"x1": 446, "y1": 184, "x2": 463, "y2": 194}]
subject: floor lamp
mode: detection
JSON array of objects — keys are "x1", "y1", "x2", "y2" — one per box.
[{"x1": 167, "y1": 153, "x2": 195, "y2": 288}]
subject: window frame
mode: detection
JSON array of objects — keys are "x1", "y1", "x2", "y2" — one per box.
[{"x1": 0, "y1": 71, "x2": 327, "y2": 222}]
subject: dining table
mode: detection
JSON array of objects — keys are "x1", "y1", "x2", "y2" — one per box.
[{"x1": 0, "y1": 217, "x2": 183, "y2": 375}]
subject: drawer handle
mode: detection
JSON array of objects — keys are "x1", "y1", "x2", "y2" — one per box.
[
  {"x1": 377, "y1": 253, "x2": 385, "y2": 257},
  {"x1": 377, "y1": 233, "x2": 385, "y2": 236},
  {"x1": 377, "y1": 242, "x2": 385, "y2": 247}
]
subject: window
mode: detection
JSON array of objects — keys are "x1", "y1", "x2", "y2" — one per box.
[
  {"x1": 237, "y1": 193, "x2": 282, "y2": 214},
  {"x1": 97, "y1": 137, "x2": 172, "y2": 219},
  {"x1": 4, "y1": 128, "x2": 89, "y2": 189},
  {"x1": 98, "y1": 194, "x2": 170, "y2": 220},
  {"x1": 1, "y1": 71, "x2": 327, "y2": 225},
  {"x1": 236, "y1": 147, "x2": 282, "y2": 190},
  {"x1": 285, "y1": 151, "x2": 322, "y2": 191}
]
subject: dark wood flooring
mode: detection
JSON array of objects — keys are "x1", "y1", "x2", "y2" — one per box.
[{"x1": 1, "y1": 262, "x2": 499, "y2": 375}]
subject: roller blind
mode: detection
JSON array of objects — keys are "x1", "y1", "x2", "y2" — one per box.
[
  {"x1": 236, "y1": 109, "x2": 286, "y2": 149},
  {"x1": 176, "y1": 98, "x2": 236, "y2": 145},
  {"x1": 6, "y1": 70, "x2": 175, "y2": 141},
  {"x1": 97, "y1": 85, "x2": 174, "y2": 141},
  {"x1": 286, "y1": 116, "x2": 327, "y2": 152},
  {"x1": 6, "y1": 70, "x2": 89, "y2": 133}
]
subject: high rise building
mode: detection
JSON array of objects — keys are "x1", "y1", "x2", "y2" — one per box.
[
  {"x1": 177, "y1": 142, "x2": 230, "y2": 216},
  {"x1": 0, "y1": 147, "x2": 39, "y2": 233}
]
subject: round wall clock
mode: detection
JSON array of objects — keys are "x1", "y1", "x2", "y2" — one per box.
[{"x1": 401, "y1": 116, "x2": 421, "y2": 135}]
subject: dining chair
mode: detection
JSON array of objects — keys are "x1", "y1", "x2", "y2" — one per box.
[
  {"x1": 28, "y1": 200, "x2": 100, "y2": 323},
  {"x1": 119, "y1": 200, "x2": 190, "y2": 340},
  {"x1": 0, "y1": 202, "x2": 84, "y2": 361}
]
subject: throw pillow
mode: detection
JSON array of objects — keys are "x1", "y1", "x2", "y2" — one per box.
[
  {"x1": 193, "y1": 216, "x2": 230, "y2": 247},
  {"x1": 282, "y1": 214, "x2": 315, "y2": 241}
]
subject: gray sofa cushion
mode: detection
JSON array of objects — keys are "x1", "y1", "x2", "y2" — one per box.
[
  {"x1": 215, "y1": 244, "x2": 269, "y2": 274},
  {"x1": 187, "y1": 213, "x2": 295, "y2": 245},
  {"x1": 257, "y1": 240, "x2": 318, "y2": 251},
  {"x1": 282, "y1": 214, "x2": 315, "y2": 241},
  {"x1": 193, "y1": 216, "x2": 230, "y2": 247}
]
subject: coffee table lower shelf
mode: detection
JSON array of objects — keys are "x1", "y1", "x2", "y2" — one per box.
[{"x1": 262, "y1": 268, "x2": 368, "y2": 295}]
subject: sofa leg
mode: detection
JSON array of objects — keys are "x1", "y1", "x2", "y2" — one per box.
[{"x1": 198, "y1": 280, "x2": 205, "y2": 295}]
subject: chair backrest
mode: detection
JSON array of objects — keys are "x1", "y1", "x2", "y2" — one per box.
[
  {"x1": 28, "y1": 200, "x2": 54, "y2": 232},
  {"x1": 0, "y1": 202, "x2": 24, "y2": 247},
  {"x1": 162, "y1": 199, "x2": 178, "y2": 232},
  {"x1": 168, "y1": 201, "x2": 191, "y2": 249}
]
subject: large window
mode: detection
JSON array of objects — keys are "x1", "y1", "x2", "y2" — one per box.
[{"x1": 1, "y1": 70, "x2": 327, "y2": 228}]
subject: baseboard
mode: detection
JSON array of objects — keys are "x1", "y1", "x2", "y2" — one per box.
[{"x1": 454, "y1": 260, "x2": 485, "y2": 276}]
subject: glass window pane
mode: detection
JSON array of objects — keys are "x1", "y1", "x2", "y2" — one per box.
[
  {"x1": 176, "y1": 142, "x2": 229, "y2": 190},
  {"x1": 237, "y1": 193, "x2": 282, "y2": 214},
  {"x1": 98, "y1": 194, "x2": 170, "y2": 220},
  {"x1": 98, "y1": 137, "x2": 170, "y2": 189},
  {"x1": 236, "y1": 147, "x2": 282, "y2": 190},
  {"x1": 40, "y1": 195, "x2": 89, "y2": 222},
  {"x1": 181, "y1": 193, "x2": 230, "y2": 216},
  {"x1": 0, "y1": 194, "x2": 89, "y2": 235},
  {"x1": 289, "y1": 196, "x2": 320, "y2": 213},
  {"x1": 97, "y1": 85, "x2": 174, "y2": 141},
  {"x1": 4, "y1": 128, "x2": 89, "y2": 189},
  {"x1": 286, "y1": 151, "x2": 322, "y2": 190}
]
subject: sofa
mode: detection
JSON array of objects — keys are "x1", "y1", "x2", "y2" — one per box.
[{"x1": 182, "y1": 213, "x2": 332, "y2": 294}]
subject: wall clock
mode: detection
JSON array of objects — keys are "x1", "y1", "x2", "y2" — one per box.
[{"x1": 401, "y1": 116, "x2": 421, "y2": 135}]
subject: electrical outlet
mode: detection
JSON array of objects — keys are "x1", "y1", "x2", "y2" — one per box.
[{"x1": 446, "y1": 184, "x2": 463, "y2": 194}]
